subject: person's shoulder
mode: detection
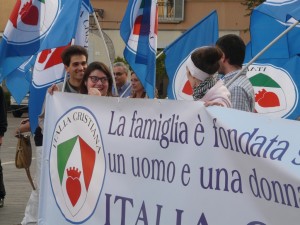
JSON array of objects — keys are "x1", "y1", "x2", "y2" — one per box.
[
  {"x1": 229, "y1": 74, "x2": 251, "y2": 86},
  {"x1": 124, "y1": 81, "x2": 131, "y2": 88},
  {"x1": 236, "y1": 75, "x2": 253, "y2": 89}
]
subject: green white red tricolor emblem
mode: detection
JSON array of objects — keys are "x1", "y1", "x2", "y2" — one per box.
[
  {"x1": 247, "y1": 63, "x2": 298, "y2": 118},
  {"x1": 50, "y1": 107, "x2": 105, "y2": 223}
]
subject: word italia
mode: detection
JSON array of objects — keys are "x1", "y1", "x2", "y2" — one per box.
[{"x1": 103, "y1": 193, "x2": 266, "y2": 225}]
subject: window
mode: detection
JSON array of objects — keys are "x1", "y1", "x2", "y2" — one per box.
[{"x1": 158, "y1": 0, "x2": 184, "y2": 23}]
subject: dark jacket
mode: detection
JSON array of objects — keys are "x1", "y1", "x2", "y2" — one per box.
[{"x1": 0, "y1": 87, "x2": 7, "y2": 137}]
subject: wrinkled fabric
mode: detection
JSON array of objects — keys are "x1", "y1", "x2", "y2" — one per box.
[{"x1": 201, "y1": 80, "x2": 232, "y2": 107}]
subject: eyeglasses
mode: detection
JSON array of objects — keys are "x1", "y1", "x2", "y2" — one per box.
[
  {"x1": 89, "y1": 76, "x2": 108, "y2": 83},
  {"x1": 114, "y1": 72, "x2": 124, "y2": 76}
]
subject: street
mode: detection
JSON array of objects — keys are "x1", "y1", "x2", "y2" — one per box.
[{"x1": 0, "y1": 112, "x2": 35, "y2": 225}]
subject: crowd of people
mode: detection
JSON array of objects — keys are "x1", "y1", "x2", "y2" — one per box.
[{"x1": 0, "y1": 34, "x2": 256, "y2": 225}]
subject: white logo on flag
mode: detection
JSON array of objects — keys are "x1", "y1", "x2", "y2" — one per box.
[{"x1": 5, "y1": 0, "x2": 59, "y2": 44}]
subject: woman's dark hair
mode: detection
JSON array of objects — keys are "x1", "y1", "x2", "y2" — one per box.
[
  {"x1": 81, "y1": 61, "x2": 113, "y2": 96},
  {"x1": 191, "y1": 46, "x2": 223, "y2": 75}
]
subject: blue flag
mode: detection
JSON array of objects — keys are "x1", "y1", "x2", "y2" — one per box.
[
  {"x1": 163, "y1": 10, "x2": 218, "y2": 100},
  {"x1": 120, "y1": 0, "x2": 158, "y2": 98},
  {"x1": 5, "y1": 56, "x2": 35, "y2": 104},
  {"x1": 245, "y1": 0, "x2": 300, "y2": 119},
  {"x1": 250, "y1": 0, "x2": 300, "y2": 59},
  {"x1": 28, "y1": 0, "x2": 93, "y2": 133},
  {"x1": 0, "y1": 0, "x2": 83, "y2": 79}
]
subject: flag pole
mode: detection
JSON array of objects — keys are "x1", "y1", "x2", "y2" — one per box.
[
  {"x1": 156, "y1": 50, "x2": 164, "y2": 59},
  {"x1": 61, "y1": 71, "x2": 68, "y2": 92},
  {"x1": 120, "y1": 83, "x2": 132, "y2": 98},
  {"x1": 225, "y1": 19, "x2": 300, "y2": 88},
  {"x1": 92, "y1": 12, "x2": 119, "y2": 96}
]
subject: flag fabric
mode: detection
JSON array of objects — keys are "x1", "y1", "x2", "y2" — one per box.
[
  {"x1": 28, "y1": 44, "x2": 70, "y2": 133},
  {"x1": 245, "y1": 0, "x2": 300, "y2": 119},
  {"x1": 0, "y1": 0, "x2": 83, "y2": 79},
  {"x1": 120, "y1": 0, "x2": 158, "y2": 98},
  {"x1": 5, "y1": 56, "x2": 36, "y2": 104},
  {"x1": 28, "y1": 0, "x2": 93, "y2": 132},
  {"x1": 249, "y1": 0, "x2": 300, "y2": 59},
  {"x1": 255, "y1": 0, "x2": 300, "y2": 21},
  {"x1": 163, "y1": 10, "x2": 219, "y2": 100}
]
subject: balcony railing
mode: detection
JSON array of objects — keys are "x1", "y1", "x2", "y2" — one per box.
[{"x1": 158, "y1": 0, "x2": 184, "y2": 23}]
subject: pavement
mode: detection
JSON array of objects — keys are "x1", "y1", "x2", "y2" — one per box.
[{"x1": 0, "y1": 112, "x2": 35, "y2": 225}]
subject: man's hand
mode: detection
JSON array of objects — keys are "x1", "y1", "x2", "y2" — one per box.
[
  {"x1": 15, "y1": 119, "x2": 30, "y2": 136},
  {"x1": 204, "y1": 101, "x2": 224, "y2": 107},
  {"x1": 20, "y1": 118, "x2": 30, "y2": 124},
  {"x1": 48, "y1": 84, "x2": 59, "y2": 95}
]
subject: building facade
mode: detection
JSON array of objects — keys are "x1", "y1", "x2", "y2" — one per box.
[
  {"x1": 0, "y1": 0, "x2": 250, "y2": 96},
  {"x1": 0, "y1": 0, "x2": 250, "y2": 62},
  {"x1": 89, "y1": 0, "x2": 250, "y2": 64}
]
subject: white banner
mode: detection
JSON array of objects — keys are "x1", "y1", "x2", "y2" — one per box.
[{"x1": 39, "y1": 92, "x2": 300, "y2": 225}]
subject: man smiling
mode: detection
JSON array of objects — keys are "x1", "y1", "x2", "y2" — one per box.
[
  {"x1": 19, "y1": 45, "x2": 89, "y2": 225},
  {"x1": 54, "y1": 45, "x2": 88, "y2": 93}
]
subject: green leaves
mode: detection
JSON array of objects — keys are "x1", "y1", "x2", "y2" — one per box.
[{"x1": 241, "y1": 0, "x2": 265, "y2": 16}]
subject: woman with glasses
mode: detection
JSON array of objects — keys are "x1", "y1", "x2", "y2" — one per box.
[{"x1": 80, "y1": 61, "x2": 113, "y2": 96}]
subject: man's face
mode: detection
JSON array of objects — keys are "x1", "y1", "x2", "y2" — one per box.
[
  {"x1": 113, "y1": 66, "x2": 128, "y2": 87},
  {"x1": 65, "y1": 55, "x2": 87, "y2": 82}
]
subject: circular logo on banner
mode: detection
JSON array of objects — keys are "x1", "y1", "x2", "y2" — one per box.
[
  {"x1": 5, "y1": 0, "x2": 59, "y2": 43},
  {"x1": 247, "y1": 63, "x2": 298, "y2": 118},
  {"x1": 49, "y1": 107, "x2": 106, "y2": 223}
]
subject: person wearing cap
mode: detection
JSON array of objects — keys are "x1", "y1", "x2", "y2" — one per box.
[{"x1": 186, "y1": 46, "x2": 231, "y2": 107}]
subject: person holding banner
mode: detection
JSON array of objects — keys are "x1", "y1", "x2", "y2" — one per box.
[
  {"x1": 216, "y1": 34, "x2": 255, "y2": 112},
  {"x1": 186, "y1": 46, "x2": 231, "y2": 107},
  {"x1": 48, "y1": 45, "x2": 89, "y2": 94},
  {"x1": 80, "y1": 61, "x2": 114, "y2": 97},
  {"x1": 19, "y1": 45, "x2": 89, "y2": 225}
]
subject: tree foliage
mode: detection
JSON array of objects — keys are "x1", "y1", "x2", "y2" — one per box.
[{"x1": 241, "y1": 0, "x2": 265, "y2": 15}]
